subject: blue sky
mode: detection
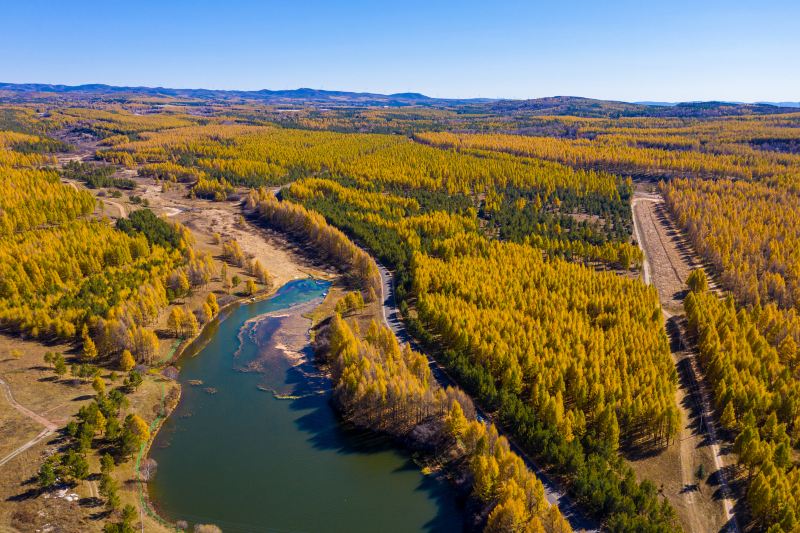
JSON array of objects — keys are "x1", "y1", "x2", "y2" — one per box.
[{"x1": 3, "y1": 0, "x2": 798, "y2": 101}]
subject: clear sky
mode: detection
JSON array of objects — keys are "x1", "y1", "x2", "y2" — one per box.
[{"x1": 3, "y1": 0, "x2": 798, "y2": 102}]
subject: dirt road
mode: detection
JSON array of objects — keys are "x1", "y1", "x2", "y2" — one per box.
[
  {"x1": 55, "y1": 137, "x2": 135, "y2": 220},
  {"x1": 0, "y1": 428, "x2": 53, "y2": 468},
  {"x1": 0, "y1": 377, "x2": 57, "y2": 468},
  {"x1": 631, "y1": 185, "x2": 737, "y2": 532},
  {"x1": 103, "y1": 198, "x2": 127, "y2": 218},
  {"x1": 0, "y1": 377, "x2": 57, "y2": 433},
  {"x1": 62, "y1": 176, "x2": 128, "y2": 219},
  {"x1": 376, "y1": 263, "x2": 598, "y2": 532}
]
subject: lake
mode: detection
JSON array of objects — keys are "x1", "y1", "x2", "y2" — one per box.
[{"x1": 148, "y1": 278, "x2": 463, "y2": 533}]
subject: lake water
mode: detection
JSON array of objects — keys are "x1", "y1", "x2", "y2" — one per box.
[{"x1": 148, "y1": 278, "x2": 463, "y2": 532}]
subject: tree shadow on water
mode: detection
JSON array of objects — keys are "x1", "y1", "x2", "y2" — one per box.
[{"x1": 288, "y1": 378, "x2": 465, "y2": 532}]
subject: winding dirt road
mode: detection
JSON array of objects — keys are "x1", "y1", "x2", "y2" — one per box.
[
  {"x1": 56, "y1": 143, "x2": 128, "y2": 219},
  {"x1": 103, "y1": 198, "x2": 127, "y2": 218},
  {"x1": 632, "y1": 187, "x2": 738, "y2": 532}
]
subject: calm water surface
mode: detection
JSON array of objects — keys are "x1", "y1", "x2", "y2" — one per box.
[{"x1": 149, "y1": 279, "x2": 463, "y2": 533}]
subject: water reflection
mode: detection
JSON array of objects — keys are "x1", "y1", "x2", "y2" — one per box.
[{"x1": 149, "y1": 279, "x2": 463, "y2": 532}]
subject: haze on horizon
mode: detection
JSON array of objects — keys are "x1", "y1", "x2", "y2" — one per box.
[{"x1": 3, "y1": 0, "x2": 799, "y2": 103}]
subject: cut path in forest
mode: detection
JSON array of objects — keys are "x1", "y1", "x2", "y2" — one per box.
[{"x1": 631, "y1": 184, "x2": 738, "y2": 533}]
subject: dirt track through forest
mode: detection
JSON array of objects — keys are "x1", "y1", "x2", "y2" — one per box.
[
  {"x1": 57, "y1": 149, "x2": 127, "y2": 219},
  {"x1": 631, "y1": 186, "x2": 738, "y2": 532}
]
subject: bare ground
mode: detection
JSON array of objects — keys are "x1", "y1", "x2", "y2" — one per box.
[
  {"x1": 629, "y1": 183, "x2": 737, "y2": 533},
  {"x1": 56, "y1": 132, "x2": 327, "y2": 300},
  {"x1": 57, "y1": 169, "x2": 329, "y2": 365},
  {"x1": 0, "y1": 336, "x2": 175, "y2": 532}
]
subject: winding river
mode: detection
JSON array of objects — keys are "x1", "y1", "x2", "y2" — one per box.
[{"x1": 148, "y1": 279, "x2": 463, "y2": 532}]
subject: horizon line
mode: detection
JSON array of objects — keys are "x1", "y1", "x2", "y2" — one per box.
[{"x1": 1, "y1": 81, "x2": 798, "y2": 107}]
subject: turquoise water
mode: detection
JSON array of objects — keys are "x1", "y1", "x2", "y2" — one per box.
[{"x1": 148, "y1": 279, "x2": 463, "y2": 532}]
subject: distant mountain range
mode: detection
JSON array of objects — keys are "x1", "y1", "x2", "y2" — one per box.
[
  {"x1": 0, "y1": 82, "x2": 492, "y2": 107},
  {"x1": 758, "y1": 102, "x2": 800, "y2": 108},
  {"x1": 0, "y1": 82, "x2": 796, "y2": 117},
  {"x1": 466, "y1": 97, "x2": 798, "y2": 118},
  {"x1": 638, "y1": 100, "x2": 800, "y2": 108}
]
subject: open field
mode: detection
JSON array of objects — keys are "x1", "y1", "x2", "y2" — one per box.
[{"x1": 0, "y1": 335, "x2": 176, "y2": 532}]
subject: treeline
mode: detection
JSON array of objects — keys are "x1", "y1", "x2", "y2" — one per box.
[
  {"x1": 246, "y1": 188, "x2": 380, "y2": 299},
  {"x1": 283, "y1": 175, "x2": 638, "y2": 281},
  {"x1": 0, "y1": 106, "x2": 76, "y2": 135},
  {"x1": 0, "y1": 214, "x2": 200, "y2": 355},
  {"x1": 0, "y1": 136, "x2": 95, "y2": 236},
  {"x1": 685, "y1": 284, "x2": 800, "y2": 530},
  {"x1": 0, "y1": 130, "x2": 59, "y2": 167},
  {"x1": 286, "y1": 178, "x2": 476, "y2": 269},
  {"x1": 55, "y1": 106, "x2": 201, "y2": 137},
  {"x1": 415, "y1": 127, "x2": 800, "y2": 183},
  {"x1": 97, "y1": 122, "x2": 638, "y2": 270},
  {"x1": 324, "y1": 312, "x2": 571, "y2": 532},
  {"x1": 61, "y1": 161, "x2": 135, "y2": 190},
  {"x1": 264, "y1": 106, "x2": 461, "y2": 135},
  {"x1": 98, "y1": 124, "x2": 624, "y2": 202}
]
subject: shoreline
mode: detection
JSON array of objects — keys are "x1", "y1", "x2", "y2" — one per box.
[{"x1": 139, "y1": 276, "x2": 334, "y2": 529}]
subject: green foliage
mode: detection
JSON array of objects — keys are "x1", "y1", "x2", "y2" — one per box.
[
  {"x1": 12, "y1": 136, "x2": 71, "y2": 154},
  {"x1": 103, "y1": 504, "x2": 137, "y2": 533},
  {"x1": 60, "y1": 449, "x2": 89, "y2": 480},
  {"x1": 37, "y1": 461, "x2": 56, "y2": 489},
  {"x1": 61, "y1": 161, "x2": 135, "y2": 189},
  {"x1": 116, "y1": 208, "x2": 182, "y2": 249},
  {"x1": 124, "y1": 370, "x2": 143, "y2": 392}
]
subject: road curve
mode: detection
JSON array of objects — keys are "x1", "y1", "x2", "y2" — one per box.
[
  {"x1": 103, "y1": 198, "x2": 127, "y2": 218},
  {"x1": 0, "y1": 376, "x2": 57, "y2": 468},
  {"x1": 376, "y1": 262, "x2": 598, "y2": 532},
  {"x1": 0, "y1": 377, "x2": 57, "y2": 432},
  {"x1": 0, "y1": 428, "x2": 54, "y2": 468}
]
